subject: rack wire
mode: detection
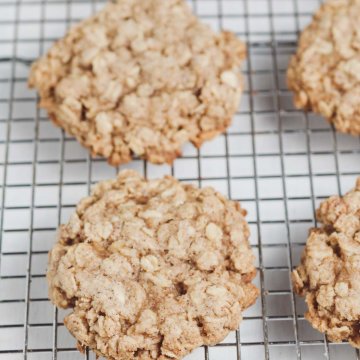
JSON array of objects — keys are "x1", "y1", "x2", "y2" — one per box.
[{"x1": 0, "y1": 0, "x2": 360, "y2": 359}]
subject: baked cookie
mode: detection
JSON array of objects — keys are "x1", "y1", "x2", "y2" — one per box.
[
  {"x1": 287, "y1": 0, "x2": 360, "y2": 135},
  {"x1": 292, "y1": 178, "x2": 360, "y2": 347},
  {"x1": 29, "y1": 0, "x2": 246, "y2": 166},
  {"x1": 48, "y1": 170, "x2": 258, "y2": 359}
]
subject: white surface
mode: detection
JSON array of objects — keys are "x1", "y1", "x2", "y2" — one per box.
[{"x1": 0, "y1": 0, "x2": 360, "y2": 359}]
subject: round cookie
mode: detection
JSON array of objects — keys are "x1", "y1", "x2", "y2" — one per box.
[
  {"x1": 287, "y1": 0, "x2": 360, "y2": 135},
  {"x1": 29, "y1": 0, "x2": 246, "y2": 166},
  {"x1": 48, "y1": 170, "x2": 258, "y2": 359},
  {"x1": 292, "y1": 178, "x2": 360, "y2": 347}
]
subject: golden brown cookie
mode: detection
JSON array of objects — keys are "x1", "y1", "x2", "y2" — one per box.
[
  {"x1": 29, "y1": 0, "x2": 246, "y2": 165},
  {"x1": 287, "y1": 0, "x2": 360, "y2": 135},
  {"x1": 292, "y1": 178, "x2": 360, "y2": 347},
  {"x1": 47, "y1": 170, "x2": 258, "y2": 359}
]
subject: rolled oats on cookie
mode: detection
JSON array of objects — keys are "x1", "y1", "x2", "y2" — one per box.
[
  {"x1": 287, "y1": 0, "x2": 360, "y2": 135},
  {"x1": 292, "y1": 178, "x2": 360, "y2": 347},
  {"x1": 47, "y1": 170, "x2": 258, "y2": 359},
  {"x1": 29, "y1": 0, "x2": 246, "y2": 165}
]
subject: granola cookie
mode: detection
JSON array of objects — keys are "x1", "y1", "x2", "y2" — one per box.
[
  {"x1": 29, "y1": 0, "x2": 246, "y2": 166},
  {"x1": 292, "y1": 178, "x2": 360, "y2": 347},
  {"x1": 287, "y1": 0, "x2": 360, "y2": 135},
  {"x1": 47, "y1": 170, "x2": 258, "y2": 359}
]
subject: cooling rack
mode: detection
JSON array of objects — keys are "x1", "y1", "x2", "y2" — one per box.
[{"x1": 0, "y1": 0, "x2": 360, "y2": 359}]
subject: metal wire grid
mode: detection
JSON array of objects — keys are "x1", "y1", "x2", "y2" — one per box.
[{"x1": 0, "y1": 0, "x2": 360, "y2": 359}]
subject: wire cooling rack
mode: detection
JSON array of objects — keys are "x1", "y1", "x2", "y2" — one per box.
[{"x1": 0, "y1": 0, "x2": 360, "y2": 359}]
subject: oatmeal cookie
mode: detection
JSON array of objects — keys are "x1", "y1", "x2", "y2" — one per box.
[
  {"x1": 292, "y1": 178, "x2": 360, "y2": 347},
  {"x1": 29, "y1": 0, "x2": 246, "y2": 166},
  {"x1": 47, "y1": 170, "x2": 258, "y2": 359},
  {"x1": 287, "y1": 0, "x2": 360, "y2": 135}
]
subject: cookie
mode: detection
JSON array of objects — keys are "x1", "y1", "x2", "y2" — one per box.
[
  {"x1": 47, "y1": 170, "x2": 258, "y2": 359},
  {"x1": 292, "y1": 178, "x2": 360, "y2": 347},
  {"x1": 287, "y1": 0, "x2": 360, "y2": 135},
  {"x1": 29, "y1": 0, "x2": 246, "y2": 166}
]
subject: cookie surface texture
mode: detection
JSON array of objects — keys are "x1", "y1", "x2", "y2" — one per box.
[
  {"x1": 29, "y1": 0, "x2": 246, "y2": 165},
  {"x1": 47, "y1": 170, "x2": 258, "y2": 359},
  {"x1": 287, "y1": 0, "x2": 360, "y2": 135},
  {"x1": 292, "y1": 178, "x2": 360, "y2": 347}
]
